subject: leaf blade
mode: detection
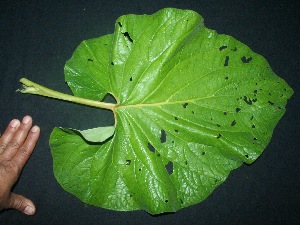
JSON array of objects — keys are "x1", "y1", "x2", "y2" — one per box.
[
  {"x1": 64, "y1": 34, "x2": 115, "y2": 101},
  {"x1": 49, "y1": 8, "x2": 294, "y2": 215}
]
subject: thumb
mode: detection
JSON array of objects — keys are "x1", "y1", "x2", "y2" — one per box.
[{"x1": 8, "y1": 193, "x2": 36, "y2": 215}]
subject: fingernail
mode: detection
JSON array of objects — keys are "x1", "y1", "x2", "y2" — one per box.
[
  {"x1": 22, "y1": 116, "x2": 31, "y2": 124},
  {"x1": 10, "y1": 119, "x2": 20, "y2": 128},
  {"x1": 24, "y1": 205, "x2": 35, "y2": 215},
  {"x1": 31, "y1": 125, "x2": 40, "y2": 133}
]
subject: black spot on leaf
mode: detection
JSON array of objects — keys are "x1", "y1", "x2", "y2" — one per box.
[
  {"x1": 252, "y1": 125, "x2": 256, "y2": 128},
  {"x1": 236, "y1": 108, "x2": 241, "y2": 113},
  {"x1": 118, "y1": 22, "x2": 122, "y2": 27},
  {"x1": 148, "y1": 143, "x2": 155, "y2": 153},
  {"x1": 241, "y1": 56, "x2": 252, "y2": 63},
  {"x1": 223, "y1": 111, "x2": 228, "y2": 115},
  {"x1": 217, "y1": 134, "x2": 222, "y2": 139},
  {"x1": 225, "y1": 76, "x2": 229, "y2": 80},
  {"x1": 88, "y1": 58, "x2": 93, "y2": 62},
  {"x1": 126, "y1": 160, "x2": 131, "y2": 165},
  {"x1": 202, "y1": 152, "x2": 206, "y2": 155},
  {"x1": 129, "y1": 77, "x2": 133, "y2": 81},
  {"x1": 183, "y1": 103, "x2": 188, "y2": 108},
  {"x1": 243, "y1": 96, "x2": 253, "y2": 105},
  {"x1": 224, "y1": 56, "x2": 229, "y2": 66},
  {"x1": 160, "y1": 130, "x2": 166, "y2": 143},
  {"x1": 174, "y1": 117, "x2": 179, "y2": 120},
  {"x1": 111, "y1": 62, "x2": 114, "y2": 65},
  {"x1": 165, "y1": 161, "x2": 173, "y2": 175},
  {"x1": 219, "y1": 45, "x2": 227, "y2": 51},
  {"x1": 268, "y1": 101, "x2": 274, "y2": 105},
  {"x1": 122, "y1": 31, "x2": 133, "y2": 43},
  {"x1": 231, "y1": 120, "x2": 237, "y2": 126}
]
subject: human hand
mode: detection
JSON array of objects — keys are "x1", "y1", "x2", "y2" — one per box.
[{"x1": 0, "y1": 116, "x2": 40, "y2": 215}]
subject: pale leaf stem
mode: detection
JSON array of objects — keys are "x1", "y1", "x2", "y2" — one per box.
[{"x1": 18, "y1": 78, "x2": 116, "y2": 111}]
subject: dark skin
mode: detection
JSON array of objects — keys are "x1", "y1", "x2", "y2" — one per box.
[{"x1": 0, "y1": 116, "x2": 40, "y2": 215}]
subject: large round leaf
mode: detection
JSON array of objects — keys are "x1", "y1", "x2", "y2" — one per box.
[{"x1": 50, "y1": 8, "x2": 293, "y2": 214}]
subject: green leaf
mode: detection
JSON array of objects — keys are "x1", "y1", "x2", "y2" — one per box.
[
  {"x1": 64, "y1": 34, "x2": 114, "y2": 101},
  {"x1": 61, "y1": 126, "x2": 115, "y2": 143},
  {"x1": 31, "y1": 8, "x2": 293, "y2": 214}
]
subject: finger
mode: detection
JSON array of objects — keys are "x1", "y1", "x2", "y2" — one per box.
[
  {"x1": 1, "y1": 116, "x2": 33, "y2": 159},
  {"x1": 0, "y1": 119, "x2": 21, "y2": 155},
  {"x1": 13, "y1": 125, "x2": 40, "y2": 169},
  {"x1": 7, "y1": 193, "x2": 36, "y2": 215}
]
